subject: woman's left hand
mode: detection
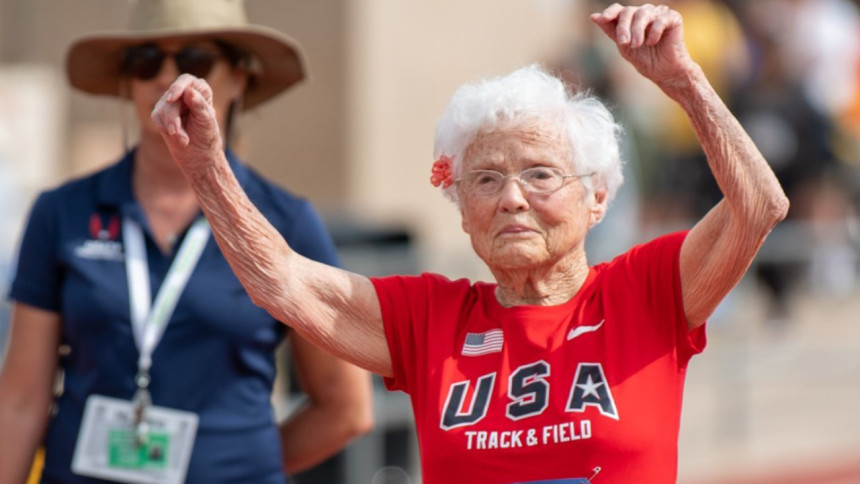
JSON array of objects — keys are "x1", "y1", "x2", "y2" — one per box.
[{"x1": 591, "y1": 3, "x2": 695, "y2": 89}]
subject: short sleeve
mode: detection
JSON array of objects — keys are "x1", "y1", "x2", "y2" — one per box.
[
  {"x1": 8, "y1": 192, "x2": 62, "y2": 311},
  {"x1": 371, "y1": 275, "x2": 423, "y2": 394},
  {"x1": 616, "y1": 231, "x2": 706, "y2": 365}
]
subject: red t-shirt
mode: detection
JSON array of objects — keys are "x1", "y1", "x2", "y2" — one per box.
[{"x1": 372, "y1": 231, "x2": 706, "y2": 484}]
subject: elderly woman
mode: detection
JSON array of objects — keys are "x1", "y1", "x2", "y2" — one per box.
[{"x1": 152, "y1": 3, "x2": 787, "y2": 483}]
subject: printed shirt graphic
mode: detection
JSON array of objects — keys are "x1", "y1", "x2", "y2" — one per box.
[{"x1": 372, "y1": 232, "x2": 706, "y2": 484}]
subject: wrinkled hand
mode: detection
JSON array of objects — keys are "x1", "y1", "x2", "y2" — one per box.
[
  {"x1": 591, "y1": 3, "x2": 695, "y2": 88},
  {"x1": 151, "y1": 74, "x2": 223, "y2": 175}
]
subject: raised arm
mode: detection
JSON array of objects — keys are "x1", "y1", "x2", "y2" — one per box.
[
  {"x1": 592, "y1": 4, "x2": 789, "y2": 329},
  {"x1": 150, "y1": 75, "x2": 392, "y2": 376}
]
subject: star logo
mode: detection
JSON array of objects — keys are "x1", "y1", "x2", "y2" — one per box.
[{"x1": 576, "y1": 374, "x2": 603, "y2": 399}]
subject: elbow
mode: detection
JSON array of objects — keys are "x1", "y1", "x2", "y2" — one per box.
[
  {"x1": 347, "y1": 409, "x2": 375, "y2": 440},
  {"x1": 735, "y1": 192, "x2": 789, "y2": 238},
  {"x1": 316, "y1": 401, "x2": 374, "y2": 447},
  {"x1": 766, "y1": 192, "x2": 790, "y2": 227},
  {"x1": 246, "y1": 278, "x2": 298, "y2": 329},
  {"x1": 747, "y1": 190, "x2": 790, "y2": 233},
  {"x1": 341, "y1": 394, "x2": 375, "y2": 440},
  {"x1": 341, "y1": 387, "x2": 376, "y2": 441}
]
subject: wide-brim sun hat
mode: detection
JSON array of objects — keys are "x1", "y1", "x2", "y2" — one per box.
[{"x1": 65, "y1": 0, "x2": 306, "y2": 110}]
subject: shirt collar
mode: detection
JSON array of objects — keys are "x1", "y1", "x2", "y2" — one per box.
[{"x1": 95, "y1": 148, "x2": 249, "y2": 211}]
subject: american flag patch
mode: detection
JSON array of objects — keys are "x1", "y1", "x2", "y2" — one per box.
[{"x1": 461, "y1": 329, "x2": 504, "y2": 356}]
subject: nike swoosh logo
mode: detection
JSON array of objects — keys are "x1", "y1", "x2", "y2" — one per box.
[{"x1": 567, "y1": 319, "x2": 605, "y2": 341}]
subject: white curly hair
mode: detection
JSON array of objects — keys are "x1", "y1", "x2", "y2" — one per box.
[{"x1": 433, "y1": 64, "x2": 625, "y2": 212}]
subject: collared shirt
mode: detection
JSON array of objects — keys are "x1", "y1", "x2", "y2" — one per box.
[{"x1": 9, "y1": 149, "x2": 340, "y2": 484}]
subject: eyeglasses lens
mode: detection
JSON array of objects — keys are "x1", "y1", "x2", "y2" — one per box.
[
  {"x1": 121, "y1": 44, "x2": 221, "y2": 80},
  {"x1": 464, "y1": 168, "x2": 564, "y2": 196},
  {"x1": 121, "y1": 45, "x2": 164, "y2": 80},
  {"x1": 174, "y1": 47, "x2": 220, "y2": 78}
]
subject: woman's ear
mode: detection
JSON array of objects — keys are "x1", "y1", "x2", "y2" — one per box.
[{"x1": 588, "y1": 187, "x2": 608, "y2": 229}]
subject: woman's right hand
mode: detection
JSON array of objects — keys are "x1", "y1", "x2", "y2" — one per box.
[
  {"x1": 590, "y1": 3, "x2": 696, "y2": 92},
  {"x1": 150, "y1": 74, "x2": 224, "y2": 176}
]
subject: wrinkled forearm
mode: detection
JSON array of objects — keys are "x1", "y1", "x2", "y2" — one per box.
[
  {"x1": 183, "y1": 155, "x2": 296, "y2": 321},
  {"x1": 661, "y1": 64, "x2": 789, "y2": 228},
  {"x1": 663, "y1": 64, "x2": 790, "y2": 327}
]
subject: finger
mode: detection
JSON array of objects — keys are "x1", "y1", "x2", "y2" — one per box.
[
  {"x1": 592, "y1": 2, "x2": 624, "y2": 22},
  {"x1": 165, "y1": 73, "x2": 198, "y2": 103},
  {"x1": 629, "y1": 4, "x2": 659, "y2": 48},
  {"x1": 187, "y1": 78, "x2": 219, "y2": 132},
  {"x1": 590, "y1": 3, "x2": 625, "y2": 42},
  {"x1": 182, "y1": 81, "x2": 216, "y2": 124},
  {"x1": 167, "y1": 99, "x2": 190, "y2": 146},
  {"x1": 152, "y1": 76, "x2": 190, "y2": 131},
  {"x1": 647, "y1": 8, "x2": 682, "y2": 46},
  {"x1": 645, "y1": 14, "x2": 670, "y2": 46},
  {"x1": 151, "y1": 91, "x2": 184, "y2": 141},
  {"x1": 590, "y1": 13, "x2": 618, "y2": 42},
  {"x1": 614, "y1": 6, "x2": 637, "y2": 45},
  {"x1": 190, "y1": 77, "x2": 214, "y2": 106}
]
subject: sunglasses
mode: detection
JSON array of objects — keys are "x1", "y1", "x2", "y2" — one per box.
[{"x1": 120, "y1": 43, "x2": 226, "y2": 80}]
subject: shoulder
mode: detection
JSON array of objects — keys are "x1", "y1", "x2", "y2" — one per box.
[
  {"x1": 28, "y1": 161, "x2": 122, "y2": 214},
  {"x1": 590, "y1": 231, "x2": 690, "y2": 308},
  {"x1": 371, "y1": 272, "x2": 477, "y2": 299}
]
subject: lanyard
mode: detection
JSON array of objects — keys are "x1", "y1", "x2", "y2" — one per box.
[
  {"x1": 122, "y1": 216, "x2": 210, "y2": 442},
  {"x1": 123, "y1": 216, "x2": 211, "y2": 372}
]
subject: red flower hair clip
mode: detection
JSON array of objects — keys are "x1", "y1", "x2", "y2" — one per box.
[{"x1": 431, "y1": 155, "x2": 454, "y2": 189}]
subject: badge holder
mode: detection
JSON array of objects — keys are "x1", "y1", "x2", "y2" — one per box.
[
  {"x1": 71, "y1": 386, "x2": 198, "y2": 484},
  {"x1": 71, "y1": 218, "x2": 209, "y2": 484}
]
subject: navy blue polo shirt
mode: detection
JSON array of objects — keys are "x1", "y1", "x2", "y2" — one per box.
[{"x1": 9, "y1": 149, "x2": 340, "y2": 484}]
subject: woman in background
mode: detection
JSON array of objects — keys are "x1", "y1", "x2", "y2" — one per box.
[{"x1": 0, "y1": 1, "x2": 372, "y2": 483}]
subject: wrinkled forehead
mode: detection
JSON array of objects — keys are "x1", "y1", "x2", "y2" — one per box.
[{"x1": 462, "y1": 120, "x2": 573, "y2": 170}]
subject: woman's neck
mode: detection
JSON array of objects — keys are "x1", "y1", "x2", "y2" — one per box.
[
  {"x1": 132, "y1": 136, "x2": 201, "y2": 252},
  {"x1": 133, "y1": 135, "x2": 193, "y2": 192},
  {"x1": 492, "y1": 250, "x2": 591, "y2": 307}
]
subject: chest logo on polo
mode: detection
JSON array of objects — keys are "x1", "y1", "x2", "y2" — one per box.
[{"x1": 74, "y1": 213, "x2": 123, "y2": 261}]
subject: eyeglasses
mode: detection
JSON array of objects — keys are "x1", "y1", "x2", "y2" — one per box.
[
  {"x1": 456, "y1": 167, "x2": 594, "y2": 196},
  {"x1": 120, "y1": 43, "x2": 225, "y2": 80}
]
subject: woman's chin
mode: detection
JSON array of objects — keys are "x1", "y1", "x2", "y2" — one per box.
[{"x1": 486, "y1": 244, "x2": 549, "y2": 272}]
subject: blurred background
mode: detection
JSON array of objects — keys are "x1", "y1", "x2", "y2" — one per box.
[{"x1": 1, "y1": 0, "x2": 859, "y2": 482}]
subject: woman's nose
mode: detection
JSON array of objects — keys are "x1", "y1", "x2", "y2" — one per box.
[{"x1": 497, "y1": 177, "x2": 530, "y2": 212}]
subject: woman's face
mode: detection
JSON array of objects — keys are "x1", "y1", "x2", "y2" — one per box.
[
  {"x1": 457, "y1": 123, "x2": 606, "y2": 272},
  {"x1": 127, "y1": 39, "x2": 247, "y2": 139}
]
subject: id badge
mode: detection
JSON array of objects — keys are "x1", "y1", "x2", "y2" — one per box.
[{"x1": 72, "y1": 395, "x2": 198, "y2": 484}]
